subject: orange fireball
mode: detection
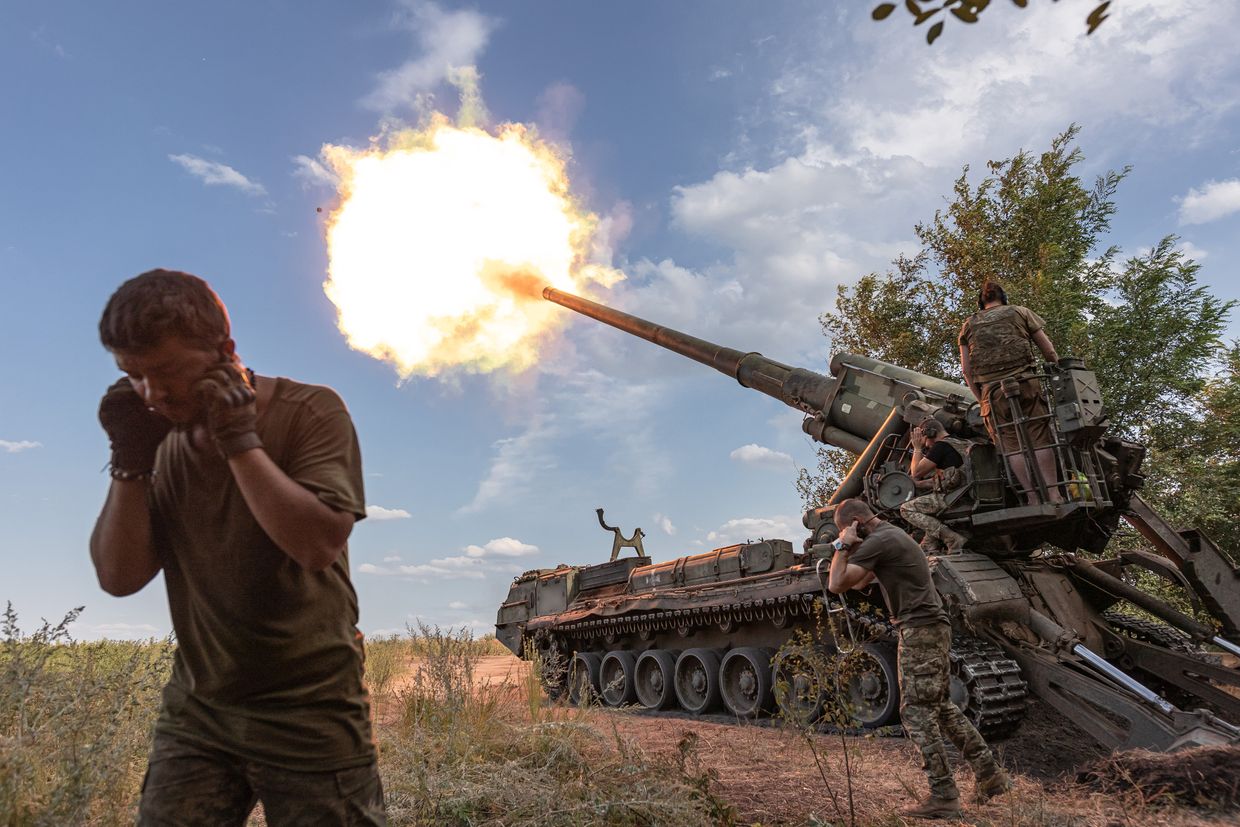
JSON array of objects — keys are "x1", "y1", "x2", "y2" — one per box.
[{"x1": 321, "y1": 115, "x2": 619, "y2": 377}]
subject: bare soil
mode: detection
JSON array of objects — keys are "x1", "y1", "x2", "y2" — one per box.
[{"x1": 421, "y1": 656, "x2": 1239, "y2": 826}]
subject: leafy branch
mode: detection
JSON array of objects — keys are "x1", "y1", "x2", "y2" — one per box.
[{"x1": 872, "y1": 0, "x2": 1112, "y2": 45}]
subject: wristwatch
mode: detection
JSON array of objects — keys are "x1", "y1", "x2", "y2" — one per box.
[{"x1": 832, "y1": 538, "x2": 851, "y2": 553}]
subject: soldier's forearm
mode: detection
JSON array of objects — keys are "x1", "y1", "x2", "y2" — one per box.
[
  {"x1": 90, "y1": 480, "x2": 160, "y2": 596},
  {"x1": 227, "y1": 448, "x2": 354, "y2": 571}
]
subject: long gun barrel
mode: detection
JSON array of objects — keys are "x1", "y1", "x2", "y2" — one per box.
[{"x1": 543, "y1": 287, "x2": 973, "y2": 455}]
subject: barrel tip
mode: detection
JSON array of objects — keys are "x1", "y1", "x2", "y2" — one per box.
[{"x1": 541, "y1": 286, "x2": 554, "y2": 299}]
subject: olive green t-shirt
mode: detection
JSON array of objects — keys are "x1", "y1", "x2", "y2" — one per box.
[
  {"x1": 149, "y1": 377, "x2": 373, "y2": 771},
  {"x1": 958, "y1": 304, "x2": 1046, "y2": 385},
  {"x1": 846, "y1": 521, "x2": 948, "y2": 629}
]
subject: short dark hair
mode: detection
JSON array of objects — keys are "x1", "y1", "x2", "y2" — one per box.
[
  {"x1": 919, "y1": 418, "x2": 945, "y2": 438},
  {"x1": 978, "y1": 281, "x2": 1008, "y2": 309},
  {"x1": 834, "y1": 498, "x2": 874, "y2": 527},
  {"x1": 100, "y1": 269, "x2": 231, "y2": 352}
]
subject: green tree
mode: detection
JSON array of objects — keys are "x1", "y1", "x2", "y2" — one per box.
[
  {"x1": 799, "y1": 126, "x2": 1235, "y2": 515},
  {"x1": 1142, "y1": 344, "x2": 1240, "y2": 554}
]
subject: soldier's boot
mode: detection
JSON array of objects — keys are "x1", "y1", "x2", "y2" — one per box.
[
  {"x1": 900, "y1": 796, "x2": 963, "y2": 820},
  {"x1": 938, "y1": 526, "x2": 968, "y2": 554},
  {"x1": 974, "y1": 768, "x2": 1013, "y2": 804},
  {"x1": 920, "y1": 535, "x2": 945, "y2": 555}
]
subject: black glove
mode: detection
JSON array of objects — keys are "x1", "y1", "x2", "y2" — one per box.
[
  {"x1": 193, "y1": 362, "x2": 261, "y2": 458},
  {"x1": 98, "y1": 378, "x2": 172, "y2": 477}
]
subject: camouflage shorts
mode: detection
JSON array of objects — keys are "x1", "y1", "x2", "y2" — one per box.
[{"x1": 138, "y1": 730, "x2": 387, "y2": 826}]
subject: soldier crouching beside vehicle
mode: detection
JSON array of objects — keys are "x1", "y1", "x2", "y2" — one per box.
[
  {"x1": 900, "y1": 418, "x2": 968, "y2": 554},
  {"x1": 828, "y1": 498, "x2": 1011, "y2": 819}
]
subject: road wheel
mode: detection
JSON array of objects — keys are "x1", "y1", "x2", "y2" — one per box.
[
  {"x1": 674, "y1": 648, "x2": 723, "y2": 714},
  {"x1": 835, "y1": 642, "x2": 900, "y2": 728},
  {"x1": 599, "y1": 650, "x2": 638, "y2": 707},
  {"x1": 634, "y1": 649, "x2": 679, "y2": 710},
  {"x1": 772, "y1": 643, "x2": 828, "y2": 727},
  {"x1": 720, "y1": 647, "x2": 774, "y2": 718},
  {"x1": 568, "y1": 652, "x2": 602, "y2": 706}
]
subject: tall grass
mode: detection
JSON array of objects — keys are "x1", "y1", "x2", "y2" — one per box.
[
  {"x1": 377, "y1": 623, "x2": 735, "y2": 826},
  {"x1": 1, "y1": 604, "x2": 173, "y2": 826},
  {"x1": 3, "y1": 608, "x2": 733, "y2": 826}
]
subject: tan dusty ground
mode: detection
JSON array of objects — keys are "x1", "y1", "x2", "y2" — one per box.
[{"x1": 403, "y1": 655, "x2": 1236, "y2": 826}]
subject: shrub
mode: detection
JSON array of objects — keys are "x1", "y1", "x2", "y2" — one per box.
[{"x1": 0, "y1": 604, "x2": 172, "y2": 826}]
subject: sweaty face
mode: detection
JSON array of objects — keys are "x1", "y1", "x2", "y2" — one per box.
[{"x1": 113, "y1": 337, "x2": 224, "y2": 424}]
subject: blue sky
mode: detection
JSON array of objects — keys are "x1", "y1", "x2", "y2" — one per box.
[{"x1": 2, "y1": 0, "x2": 1238, "y2": 640}]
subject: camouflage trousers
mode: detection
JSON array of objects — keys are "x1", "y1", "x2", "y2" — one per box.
[
  {"x1": 899, "y1": 491, "x2": 949, "y2": 543},
  {"x1": 138, "y1": 730, "x2": 387, "y2": 826},
  {"x1": 898, "y1": 622, "x2": 1000, "y2": 801}
]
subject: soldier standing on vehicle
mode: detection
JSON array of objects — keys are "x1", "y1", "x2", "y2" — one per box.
[
  {"x1": 90, "y1": 269, "x2": 386, "y2": 826},
  {"x1": 958, "y1": 281, "x2": 1063, "y2": 505},
  {"x1": 827, "y1": 498, "x2": 1011, "y2": 820},
  {"x1": 900, "y1": 418, "x2": 968, "y2": 553}
]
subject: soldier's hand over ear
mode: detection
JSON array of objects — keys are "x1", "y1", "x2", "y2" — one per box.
[
  {"x1": 98, "y1": 378, "x2": 172, "y2": 476},
  {"x1": 194, "y1": 362, "x2": 261, "y2": 458}
]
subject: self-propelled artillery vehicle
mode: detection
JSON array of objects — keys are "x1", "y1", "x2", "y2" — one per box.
[{"x1": 495, "y1": 288, "x2": 1240, "y2": 752}]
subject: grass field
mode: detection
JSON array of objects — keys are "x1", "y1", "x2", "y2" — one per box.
[
  {"x1": 0, "y1": 609, "x2": 730, "y2": 826},
  {"x1": 5, "y1": 605, "x2": 1238, "y2": 826}
]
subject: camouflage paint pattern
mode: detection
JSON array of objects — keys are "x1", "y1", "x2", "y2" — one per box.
[
  {"x1": 898, "y1": 622, "x2": 1001, "y2": 801},
  {"x1": 138, "y1": 731, "x2": 387, "y2": 826},
  {"x1": 899, "y1": 491, "x2": 950, "y2": 543}
]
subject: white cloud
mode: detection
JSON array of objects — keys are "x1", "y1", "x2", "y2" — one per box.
[
  {"x1": 291, "y1": 154, "x2": 338, "y2": 188},
  {"x1": 0, "y1": 440, "x2": 41, "y2": 453},
  {"x1": 72, "y1": 621, "x2": 164, "y2": 641},
  {"x1": 819, "y1": 0, "x2": 1240, "y2": 166},
  {"x1": 366, "y1": 504, "x2": 412, "y2": 520},
  {"x1": 362, "y1": 0, "x2": 498, "y2": 112},
  {"x1": 463, "y1": 537, "x2": 540, "y2": 557},
  {"x1": 705, "y1": 515, "x2": 802, "y2": 546},
  {"x1": 653, "y1": 513, "x2": 676, "y2": 536},
  {"x1": 459, "y1": 367, "x2": 673, "y2": 514},
  {"x1": 359, "y1": 540, "x2": 529, "y2": 578},
  {"x1": 729, "y1": 443, "x2": 794, "y2": 470},
  {"x1": 360, "y1": 555, "x2": 488, "y2": 579},
  {"x1": 168, "y1": 154, "x2": 266, "y2": 196},
  {"x1": 635, "y1": 0, "x2": 1240, "y2": 366},
  {"x1": 448, "y1": 600, "x2": 469, "y2": 610},
  {"x1": 458, "y1": 415, "x2": 557, "y2": 513},
  {"x1": 1176, "y1": 240, "x2": 1209, "y2": 261},
  {"x1": 30, "y1": 26, "x2": 68, "y2": 59},
  {"x1": 1178, "y1": 179, "x2": 1240, "y2": 225}
]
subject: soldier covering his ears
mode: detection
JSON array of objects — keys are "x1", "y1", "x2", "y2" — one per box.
[
  {"x1": 827, "y1": 498, "x2": 1011, "y2": 819},
  {"x1": 91, "y1": 269, "x2": 387, "y2": 826}
]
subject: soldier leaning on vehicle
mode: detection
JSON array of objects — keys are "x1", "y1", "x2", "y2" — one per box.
[
  {"x1": 828, "y1": 498, "x2": 1012, "y2": 820},
  {"x1": 958, "y1": 281, "x2": 1063, "y2": 505},
  {"x1": 900, "y1": 418, "x2": 968, "y2": 554}
]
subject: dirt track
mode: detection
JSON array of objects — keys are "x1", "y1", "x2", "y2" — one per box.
[{"x1": 438, "y1": 656, "x2": 1233, "y2": 825}]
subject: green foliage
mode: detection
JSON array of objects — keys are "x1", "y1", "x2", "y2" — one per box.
[
  {"x1": 872, "y1": 1, "x2": 1112, "y2": 45},
  {"x1": 804, "y1": 126, "x2": 1235, "y2": 514},
  {"x1": 1141, "y1": 344, "x2": 1240, "y2": 554},
  {"x1": 0, "y1": 604, "x2": 173, "y2": 826}
]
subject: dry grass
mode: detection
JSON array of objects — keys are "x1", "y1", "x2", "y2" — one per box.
[
  {"x1": 6, "y1": 605, "x2": 1239, "y2": 826},
  {"x1": 374, "y1": 623, "x2": 735, "y2": 826},
  {"x1": 1, "y1": 604, "x2": 173, "y2": 826}
]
